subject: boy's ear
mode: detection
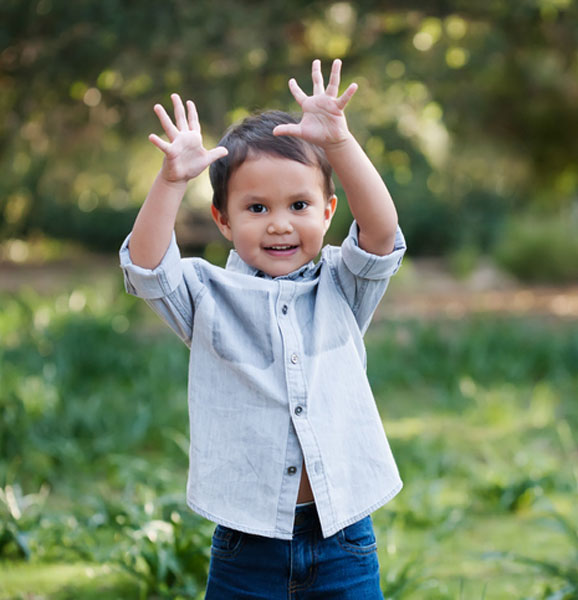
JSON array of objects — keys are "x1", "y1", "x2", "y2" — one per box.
[
  {"x1": 211, "y1": 205, "x2": 233, "y2": 242},
  {"x1": 323, "y1": 195, "x2": 338, "y2": 233}
]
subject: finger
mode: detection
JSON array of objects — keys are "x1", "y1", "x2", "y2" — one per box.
[
  {"x1": 148, "y1": 133, "x2": 171, "y2": 153},
  {"x1": 311, "y1": 59, "x2": 324, "y2": 95},
  {"x1": 154, "y1": 104, "x2": 179, "y2": 141},
  {"x1": 336, "y1": 82, "x2": 358, "y2": 110},
  {"x1": 171, "y1": 93, "x2": 188, "y2": 130},
  {"x1": 326, "y1": 59, "x2": 342, "y2": 97},
  {"x1": 187, "y1": 100, "x2": 200, "y2": 132},
  {"x1": 273, "y1": 123, "x2": 302, "y2": 138},
  {"x1": 288, "y1": 78, "x2": 308, "y2": 106},
  {"x1": 206, "y1": 146, "x2": 229, "y2": 163}
]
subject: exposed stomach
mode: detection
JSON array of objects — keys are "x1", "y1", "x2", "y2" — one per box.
[{"x1": 297, "y1": 461, "x2": 315, "y2": 503}]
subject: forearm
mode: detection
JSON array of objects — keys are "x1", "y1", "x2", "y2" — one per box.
[
  {"x1": 128, "y1": 173, "x2": 187, "y2": 269},
  {"x1": 325, "y1": 134, "x2": 398, "y2": 256}
]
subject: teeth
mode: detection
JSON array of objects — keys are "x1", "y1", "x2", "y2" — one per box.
[{"x1": 269, "y1": 245, "x2": 294, "y2": 250}]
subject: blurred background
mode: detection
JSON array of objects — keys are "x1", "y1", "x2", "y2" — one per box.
[{"x1": 1, "y1": 1, "x2": 577, "y2": 599}]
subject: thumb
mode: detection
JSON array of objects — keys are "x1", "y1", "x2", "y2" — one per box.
[
  {"x1": 207, "y1": 146, "x2": 229, "y2": 163},
  {"x1": 273, "y1": 124, "x2": 302, "y2": 138}
]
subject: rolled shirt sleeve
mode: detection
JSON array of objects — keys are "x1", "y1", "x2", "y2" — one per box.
[
  {"x1": 119, "y1": 233, "x2": 196, "y2": 346},
  {"x1": 325, "y1": 221, "x2": 407, "y2": 334},
  {"x1": 341, "y1": 221, "x2": 406, "y2": 280},
  {"x1": 119, "y1": 233, "x2": 184, "y2": 299}
]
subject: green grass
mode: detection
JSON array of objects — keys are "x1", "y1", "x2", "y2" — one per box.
[
  {"x1": 365, "y1": 317, "x2": 578, "y2": 599},
  {"x1": 0, "y1": 563, "x2": 140, "y2": 600},
  {"x1": 1, "y1": 286, "x2": 577, "y2": 599}
]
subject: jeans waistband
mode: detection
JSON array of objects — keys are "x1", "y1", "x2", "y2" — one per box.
[{"x1": 293, "y1": 502, "x2": 319, "y2": 535}]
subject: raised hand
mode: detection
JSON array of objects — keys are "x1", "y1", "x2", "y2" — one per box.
[
  {"x1": 149, "y1": 94, "x2": 228, "y2": 183},
  {"x1": 273, "y1": 59, "x2": 358, "y2": 148}
]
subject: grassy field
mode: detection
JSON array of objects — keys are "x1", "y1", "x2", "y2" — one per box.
[{"x1": 1, "y1": 280, "x2": 577, "y2": 599}]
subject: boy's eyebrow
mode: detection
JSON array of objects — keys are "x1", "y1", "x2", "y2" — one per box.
[
  {"x1": 240, "y1": 191, "x2": 315, "y2": 203},
  {"x1": 288, "y1": 192, "x2": 315, "y2": 200}
]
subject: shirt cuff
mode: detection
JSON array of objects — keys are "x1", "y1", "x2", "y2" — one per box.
[
  {"x1": 341, "y1": 221, "x2": 406, "y2": 280},
  {"x1": 119, "y1": 232, "x2": 183, "y2": 299}
]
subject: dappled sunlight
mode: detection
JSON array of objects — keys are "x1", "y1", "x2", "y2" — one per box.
[
  {"x1": 386, "y1": 379, "x2": 565, "y2": 450},
  {"x1": 2, "y1": 2, "x2": 577, "y2": 275},
  {"x1": 303, "y1": 3, "x2": 356, "y2": 57}
]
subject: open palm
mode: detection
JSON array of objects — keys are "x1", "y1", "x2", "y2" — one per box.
[
  {"x1": 149, "y1": 94, "x2": 228, "y2": 183},
  {"x1": 274, "y1": 59, "x2": 358, "y2": 148}
]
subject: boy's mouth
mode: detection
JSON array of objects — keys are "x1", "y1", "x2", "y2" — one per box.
[{"x1": 264, "y1": 244, "x2": 299, "y2": 256}]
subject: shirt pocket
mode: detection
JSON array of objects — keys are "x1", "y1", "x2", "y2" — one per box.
[
  {"x1": 209, "y1": 281, "x2": 274, "y2": 369},
  {"x1": 294, "y1": 290, "x2": 351, "y2": 356},
  {"x1": 211, "y1": 525, "x2": 245, "y2": 560},
  {"x1": 337, "y1": 516, "x2": 377, "y2": 555}
]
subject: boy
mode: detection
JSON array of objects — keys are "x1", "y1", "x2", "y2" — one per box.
[{"x1": 120, "y1": 59, "x2": 406, "y2": 599}]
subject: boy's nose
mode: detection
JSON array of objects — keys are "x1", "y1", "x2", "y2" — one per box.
[{"x1": 267, "y1": 219, "x2": 294, "y2": 234}]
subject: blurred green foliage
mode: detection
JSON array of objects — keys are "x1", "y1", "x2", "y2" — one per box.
[
  {"x1": 494, "y1": 212, "x2": 578, "y2": 283},
  {"x1": 1, "y1": 0, "x2": 578, "y2": 272},
  {"x1": 0, "y1": 286, "x2": 188, "y2": 486}
]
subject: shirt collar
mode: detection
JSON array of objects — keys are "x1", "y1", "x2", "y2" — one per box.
[{"x1": 225, "y1": 250, "x2": 319, "y2": 281}]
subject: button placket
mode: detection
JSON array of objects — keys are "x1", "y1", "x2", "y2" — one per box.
[{"x1": 277, "y1": 281, "x2": 309, "y2": 515}]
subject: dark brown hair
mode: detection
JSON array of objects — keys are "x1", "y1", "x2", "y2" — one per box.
[{"x1": 209, "y1": 110, "x2": 335, "y2": 213}]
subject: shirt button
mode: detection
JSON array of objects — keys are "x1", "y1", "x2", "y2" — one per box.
[
  {"x1": 294, "y1": 406, "x2": 303, "y2": 415},
  {"x1": 290, "y1": 353, "x2": 299, "y2": 364},
  {"x1": 281, "y1": 304, "x2": 288, "y2": 315},
  {"x1": 287, "y1": 466, "x2": 297, "y2": 475}
]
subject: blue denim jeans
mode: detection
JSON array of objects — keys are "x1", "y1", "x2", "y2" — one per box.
[{"x1": 205, "y1": 503, "x2": 384, "y2": 599}]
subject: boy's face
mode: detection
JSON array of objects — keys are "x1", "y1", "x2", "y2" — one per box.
[{"x1": 211, "y1": 154, "x2": 337, "y2": 278}]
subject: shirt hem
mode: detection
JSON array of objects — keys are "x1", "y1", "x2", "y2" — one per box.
[
  {"x1": 186, "y1": 479, "x2": 403, "y2": 541},
  {"x1": 185, "y1": 498, "x2": 294, "y2": 540},
  {"x1": 320, "y1": 480, "x2": 404, "y2": 539}
]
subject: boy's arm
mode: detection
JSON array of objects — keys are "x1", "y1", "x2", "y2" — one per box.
[
  {"x1": 324, "y1": 135, "x2": 398, "y2": 256},
  {"x1": 274, "y1": 59, "x2": 397, "y2": 256},
  {"x1": 129, "y1": 94, "x2": 228, "y2": 269}
]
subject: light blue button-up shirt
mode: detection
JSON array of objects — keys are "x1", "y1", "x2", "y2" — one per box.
[{"x1": 120, "y1": 221, "x2": 406, "y2": 540}]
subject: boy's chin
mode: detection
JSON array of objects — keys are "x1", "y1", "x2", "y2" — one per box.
[
  {"x1": 255, "y1": 261, "x2": 302, "y2": 278},
  {"x1": 239, "y1": 247, "x2": 317, "y2": 277}
]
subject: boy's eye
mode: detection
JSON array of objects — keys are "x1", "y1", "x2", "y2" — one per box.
[
  {"x1": 248, "y1": 203, "x2": 267, "y2": 214},
  {"x1": 292, "y1": 200, "x2": 308, "y2": 211}
]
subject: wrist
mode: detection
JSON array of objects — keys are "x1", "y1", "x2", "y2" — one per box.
[
  {"x1": 322, "y1": 131, "x2": 356, "y2": 155},
  {"x1": 157, "y1": 170, "x2": 189, "y2": 191}
]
